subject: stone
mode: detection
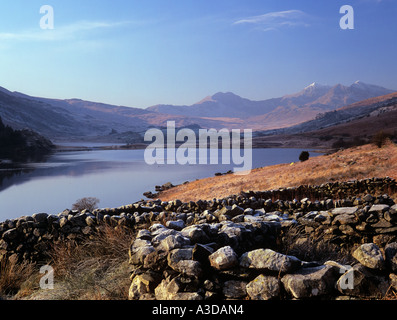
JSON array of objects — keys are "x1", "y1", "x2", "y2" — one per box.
[
  {"x1": 85, "y1": 216, "x2": 96, "y2": 227},
  {"x1": 166, "y1": 219, "x2": 186, "y2": 231},
  {"x1": 314, "y1": 212, "x2": 331, "y2": 224},
  {"x1": 137, "y1": 229, "x2": 152, "y2": 240},
  {"x1": 352, "y1": 243, "x2": 385, "y2": 270},
  {"x1": 232, "y1": 215, "x2": 245, "y2": 223},
  {"x1": 376, "y1": 226, "x2": 397, "y2": 234},
  {"x1": 129, "y1": 273, "x2": 158, "y2": 300},
  {"x1": 246, "y1": 275, "x2": 281, "y2": 300},
  {"x1": 332, "y1": 213, "x2": 357, "y2": 225},
  {"x1": 243, "y1": 215, "x2": 263, "y2": 223},
  {"x1": 59, "y1": 217, "x2": 69, "y2": 228},
  {"x1": 2, "y1": 228, "x2": 19, "y2": 241},
  {"x1": 170, "y1": 260, "x2": 203, "y2": 278},
  {"x1": 368, "y1": 204, "x2": 390, "y2": 215},
  {"x1": 244, "y1": 208, "x2": 254, "y2": 215},
  {"x1": 192, "y1": 243, "x2": 213, "y2": 266},
  {"x1": 239, "y1": 248, "x2": 301, "y2": 273},
  {"x1": 172, "y1": 293, "x2": 203, "y2": 300},
  {"x1": 337, "y1": 263, "x2": 389, "y2": 299},
  {"x1": 355, "y1": 222, "x2": 369, "y2": 232},
  {"x1": 390, "y1": 273, "x2": 397, "y2": 291},
  {"x1": 385, "y1": 242, "x2": 397, "y2": 272},
  {"x1": 222, "y1": 280, "x2": 247, "y2": 299},
  {"x1": 208, "y1": 246, "x2": 238, "y2": 270},
  {"x1": 229, "y1": 205, "x2": 244, "y2": 217},
  {"x1": 168, "y1": 248, "x2": 194, "y2": 267},
  {"x1": 151, "y1": 228, "x2": 180, "y2": 246},
  {"x1": 366, "y1": 213, "x2": 379, "y2": 224},
  {"x1": 154, "y1": 278, "x2": 203, "y2": 300},
  {"x1": 181, "y1": 225, "x2": 210, "y2": 243},
  {"x1": 339, "y1": 224, "x2": 356, "y2": 236},
  {"x1": 371, "y1": 218, "x2": 393, "y2": 228},
  {"x1": 217, "y1": 222, "x2": 251, "y2": 249},
  {"x1": 129, "y1": 239, "x2": 156, "y2": 265},
  {"x1": 363, "y1": 194, "x2": 375, "y2": 202},
  {"x1": 32, "y1": 213, "x2": 48, "y2": 224},
  {"x1": 216, "y1": 206, "x2": 232, "y2": 217},
  {"x1": 384, "y1": 211, "x2": 397, "y2": 223},
  {"x1": 330, "y1": 207, "x2": 358, "y2": 217},
  {"x1": 150, "y1": 223, "x2": 167, "y2": 234},
  {"x1": 158, "y1": 234, "x2": 191, "y2": 252},
  {"x1": 281, "y1": 265, "x2": 338, "y2": 299}
]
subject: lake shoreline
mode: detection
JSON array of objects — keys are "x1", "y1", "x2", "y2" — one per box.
[{"x1": 0, "y1": 147, "x2": 323, "y2": 221}]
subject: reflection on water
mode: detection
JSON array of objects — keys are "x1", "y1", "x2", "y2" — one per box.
[{"x1": 0, "y1": 148, "x2": 320, "y2": 220}]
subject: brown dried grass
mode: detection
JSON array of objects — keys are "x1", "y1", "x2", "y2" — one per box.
[
  {"x1": 45, "y1": 225, "x2": 134, "y2": 300},
  {"x1": 159, "y1": 142, "x2": 397, "y2": 202}
]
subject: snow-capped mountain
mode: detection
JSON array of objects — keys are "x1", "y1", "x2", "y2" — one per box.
[
  {"x1": 0, "y1": 81, "x2": 394, "y2": 141},
  {"x1": 147, "y1": 81, "x2": 394, "y2": 123}
]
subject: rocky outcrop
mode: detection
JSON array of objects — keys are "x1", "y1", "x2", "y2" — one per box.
[
  {"x1": 128, "y1": 221, "x2": 397, "y2": 300},
  {"x1": 1, "y1": 177, "x2": 397, "y2": 300}
]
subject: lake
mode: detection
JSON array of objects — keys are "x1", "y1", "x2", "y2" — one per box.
[{"x1": 0, "y1": 147, "x2": 321, "y2": 220}]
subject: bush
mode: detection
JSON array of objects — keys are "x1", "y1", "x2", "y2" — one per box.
[
  {"x1": 72, "y1": 197, "x2": 100, "y2": 212},
  {"x1": 48, "y1": 224, "x2": 134, "y2": 300},
  {"x1": 372, "y1": 131, "x2": 390, "y2": 148},
  {"x1": 299, "y1": 151, "x2": 310, "y2": 162}
]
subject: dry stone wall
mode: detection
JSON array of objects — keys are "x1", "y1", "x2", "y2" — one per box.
[{"x1": 1, "y1": 177, "x2": 397, "y2": 300}]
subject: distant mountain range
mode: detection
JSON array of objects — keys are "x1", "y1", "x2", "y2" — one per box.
[
  {"x1": 253, "y1": 90, "x2": 397, "y2": 149},
  {"x1": 0, "y1": 81, "x2": 394, "y2": 142},
  {"x1": 148, "y1": 81, "x2": 395, "y2": 130}
]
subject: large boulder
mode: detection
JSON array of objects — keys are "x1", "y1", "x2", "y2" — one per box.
[
  {"x1": 222, "y1": 280, "x2": 247, "y2": 299},
  {"x1": 129, "y1": 239, "x2": 156, "y2": 265},
  {"x1": 246, "y1": 275, "x2": 281, "y2": 300},
  {"x1": 181, "y1": 225, "x2": 210, "y2": 244},
  {"x1": 385, "y1": 242, "x2": 397, "y2": 272},
  {"x1": 337, "y1": 263, "x2": 389, "y2": 299},
  {"x1": 158, "y1": 234, "x2": 190, "y2": 252},
  {"x1": 281, "y1": 265, "x2": 339, "y2": 299},
  {"x1": 154, "y1": 278, "x2": 203, "y2": 300},
  {"x1": 166, "y1": 219, "x2": 186, "y2": 231},
  {"x1": 330, "y1": 207, "x2": 358, "y2": 216},
  {"x1": 240, "y1": 248, "x2": 301, "y2": 273},
  {"x1": 352, "y1": 243, "x2": 385, "y2": 270},
  {"x1": 170, "y1": 260, "x2": 203, "y2": 278},
  {"x1": 208, "y1": 246, "x2": 238, "y2": 270},
  {"x1": 129, "y1": 271, "x2": 162, "y2": 300}
]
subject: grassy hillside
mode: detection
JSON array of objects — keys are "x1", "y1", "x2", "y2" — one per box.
[{"x1": 158, "y1": 141, "x2": 397, "y2": 202}]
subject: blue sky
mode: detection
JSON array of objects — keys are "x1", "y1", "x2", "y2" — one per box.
[{"x1": 0, "y1": 0, "x2": 396, "y2": 108}]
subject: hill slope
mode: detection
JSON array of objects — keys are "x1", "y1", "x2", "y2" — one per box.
[
  {"x1": 147, "y1": 81, "x2": 395, "y2": 130},
  {"x1": 252, "y1": 91, "x2": 397, "y2": 149},
  {"x1": 0, "y1": 82, "x2": 394, "y2": 141},
  {"x1": 157, "y1": 142, "x2": 397, "y2": 202}
]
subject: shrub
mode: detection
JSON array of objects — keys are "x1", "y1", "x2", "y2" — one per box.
[
  {"x1": 72, "y1": 197, "x2": 100, "y2": 212},
  {"x1": 48, "y1": 224, "x2": 134, "y2": 300},
  {"x1": 372, "y1": 131, "x2": 390, "y2": 148},
  {"x1": 299, "y1": 151, "x2": 310, "y2": 162},
  {"x1": 0, "y1": 256, "x2": 36, "y2": 298}
]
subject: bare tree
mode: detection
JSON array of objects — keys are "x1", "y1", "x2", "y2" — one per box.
[
  {"x1": 72, "y1": 197, "x2": 100, "y2": 212},
  {"x1": 372, "y1": 130, "x2": 390, "y2": 148}
]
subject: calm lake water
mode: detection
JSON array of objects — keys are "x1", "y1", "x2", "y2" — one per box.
[{"x1": 0, "y1": 147, "x2": 320, "y2": 220}]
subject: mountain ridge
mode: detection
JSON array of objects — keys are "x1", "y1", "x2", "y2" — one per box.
[
  {"x1": 0, "y1": 81, "x2": 394, "y2": 142},
  {"x1": 146, "y1": 81, "x2": 395, "y2": 123}
]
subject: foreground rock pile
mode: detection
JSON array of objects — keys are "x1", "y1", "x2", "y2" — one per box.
[
  {"x1": 1, "y1": 177, "x2": 397, "y2": 300},
  {"x1": 128, "y1": 209, "x2": 397, "y2": 300}
]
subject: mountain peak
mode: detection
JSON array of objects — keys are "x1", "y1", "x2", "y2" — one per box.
[
  {"x1": 350, "y1": 80, "x2": 395, "y2": 93},
  {"x1": 194, "y1": 92, "x2": 243, "y2": 105},
  {"x1": 212, "y1": 91, "x2": 241, "y2": 98},
  {"x1": 304, "y1": 82, "x2": 329, "y2": 90}
]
